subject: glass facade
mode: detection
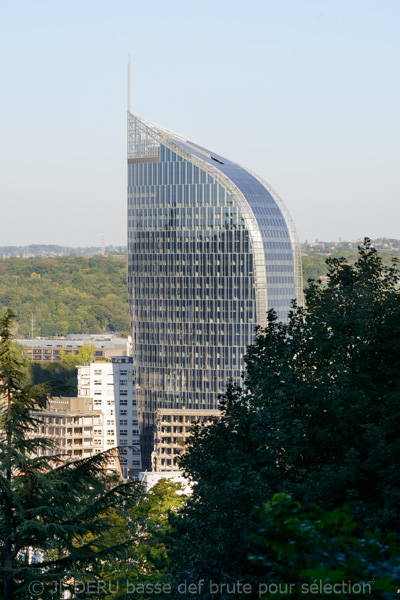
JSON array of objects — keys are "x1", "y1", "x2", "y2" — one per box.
[{"x1": 127, "y1": 113, "x2": 302, "y2": 468}]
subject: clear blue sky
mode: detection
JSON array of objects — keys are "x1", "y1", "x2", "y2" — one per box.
[{"x1": 1, "y1": 0, "x2": 399, "y2": 246}]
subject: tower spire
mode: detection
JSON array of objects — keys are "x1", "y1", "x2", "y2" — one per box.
[{"x1": 128, "y1": 54, "x2": 131, "y2": 113}]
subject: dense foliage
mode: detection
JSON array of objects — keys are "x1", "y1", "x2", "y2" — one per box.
[
  {"x1": 166, "y1": 239, "x2": 400, "y2": 597},
  {"x1": 250, "y1": 494, "x2": 400, "y2": 599},
  {"x1": 94, "y1": 480, "x2": 187, "y2": 599},
  {"x1": 28, "y1": 344, "x2": 98, "y2": 396},
  {"x1": 29, "y1": 361, "x2": 78, "y2": 396},
  {"x1": 0, "y1": 257, "x2": 129, "y2": 337}
]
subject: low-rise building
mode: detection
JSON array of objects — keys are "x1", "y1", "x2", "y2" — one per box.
[
  {"x1": 26, "y1": 396, "x2": 121, "y2": 471},
  {"x1": 16, "y1": 334, "x2": 132, "y2": 363},
  {"x1": 151, "y1": 408, "x2": 221, "y2": 472}
]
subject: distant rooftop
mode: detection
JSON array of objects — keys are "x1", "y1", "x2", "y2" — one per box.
[{"x1": 15, "y1": 337, "x2": 130, "y2": 349}]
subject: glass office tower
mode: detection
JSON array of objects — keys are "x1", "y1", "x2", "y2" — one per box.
[{"x1": 127, "y1": 113, "x2": 303, "y2": 468}]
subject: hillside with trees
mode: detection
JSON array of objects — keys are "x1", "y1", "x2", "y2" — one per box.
[
  {"x1": 0, "y1": 256, "x2": 130, "y2": 337},
  {"x1": 302, "y1": 250, "x2": 399, "y2": 282},
  {"x1": 0, "y1": 244, "x2": 126, "y2": 258}
]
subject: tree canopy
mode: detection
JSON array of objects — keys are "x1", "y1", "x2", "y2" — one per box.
[
  {"x1": 167, "y1": 239, "x2": 400, "y2": 594},
  {"x1": 249, "y1": 494, "x2": 400, "y2": 599},
  {"x1": 0, "y1": 257, "x2": 130, "y2": 337},
  {"x1": 60, "y1": 342, "x2": 97, "y2": 368}
]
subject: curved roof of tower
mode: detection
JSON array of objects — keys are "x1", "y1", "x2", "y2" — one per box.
[
  {"x1": 127, "y1": 113, "x2": 304, "y2": 312},
  {"x1": 167, "y1": 137, "x2": 272, "y2": 199}
]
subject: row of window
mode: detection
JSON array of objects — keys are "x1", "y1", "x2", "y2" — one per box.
[
  {"x1": 130, "y1": 252, "x2": 253, "y2": 267},
  {"x1": 134, "y1": 332, "x2": 253, "y2": 349},
  {"x1": 130, "y1": 204, "x2": 243, "y2": 218},
  {"x1": 128, "y1": 262, "x2": 254, "y2": 278},
  {"x1": 135, "y1": 369, "x2": 241, "y2": 396},
  {"x1": 128, "y1": 229, "x2": 251, "y2": 248},
  {"x1": 132, "y1": 311, "x2": 255, "y2": 327},
  {"x1": 128, "y1": 162, "x2": 216, "y2": 188},
  {"x1": 93, "y1": 397, "x2": 136, "y2": 405},
  {"x1": 130, "y1": 277, "x2": 255, "y2": 302}
]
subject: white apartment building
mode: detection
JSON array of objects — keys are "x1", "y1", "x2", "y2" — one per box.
[{"x1": 77, "y1": 356, "x2": 141, "y2": 479}]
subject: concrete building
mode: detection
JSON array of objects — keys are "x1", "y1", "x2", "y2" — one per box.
[
  {"x1": 127, "y1": 112, "x2": 303, "y2": 468},
  {"x1": 77, "y1": 356, "x2": 141, "y2": 478},
  {"x1": 16, "y1": 334, "x2": 132, "y2": 363},
  {"x1": 26, "y1": 396, "x2": 120, "y2": 470},
  {"x1": 151, "y1": 408, "x2": 221, "y2": 472}
]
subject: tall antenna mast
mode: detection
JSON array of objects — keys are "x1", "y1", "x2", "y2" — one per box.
[{"x1": 128, "y1": 54, "x2": 131, "y2": 113}]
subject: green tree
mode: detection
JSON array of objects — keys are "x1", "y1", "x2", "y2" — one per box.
[
  {"x1": 0, "y1": 309, "x2": 139, "y2": 599},
  {"x1": 60, "y1": 342, "x2": 96, "y2": 368},
  {"x1": 29, "y1": 361, "x2": 78, "y2": 396},
  {"x1": 250, "y1": 494, "x2": 400, "y2": 599},
  {"x1": 168, "y1": 239, "x2": 400, "y2": 595},
  {"x1": 96, "y1": 480, "x2": 188, "y2": 598}
]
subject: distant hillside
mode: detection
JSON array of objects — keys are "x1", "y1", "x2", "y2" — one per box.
[
  {"x1": 0, "y1": 256, "x2": 130, "y2": 337},
  {"x1": 0, "y1": 245, "x2": 127, "y2": 258},
  {"x1": 302, "y1": 250, "x2": 399, "y2": 283},
  {"x1": 301, "y1": 237, "x2": 400, "y2": 256}
]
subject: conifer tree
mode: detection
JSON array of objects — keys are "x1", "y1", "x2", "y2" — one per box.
[{"x1": 0, "y1": 309, "x2": 140, "y2": 599}]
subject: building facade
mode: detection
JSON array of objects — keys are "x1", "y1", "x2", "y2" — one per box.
[
  {"x1": 77, "y1": 357, "x2": 142, "y2": 478},
  {"x1": 151, "y1": 408, "x2": 221, "y2": 472},
  {"x1": 17, "y1": 334, "x2": 132, "y2": 363},
  {"x1": 27, "y1": 396, "x2": 113, "y2": 467},
  {"x1": 127, "y1": 113, "x2": 303, "y2": 467}
]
